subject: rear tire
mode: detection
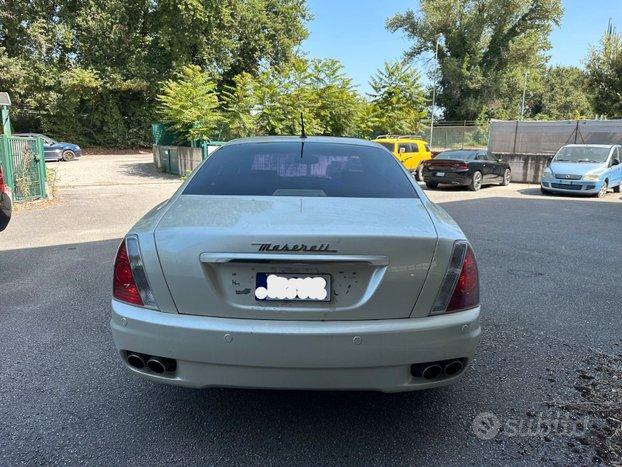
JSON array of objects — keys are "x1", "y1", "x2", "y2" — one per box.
[
  {"x1": 425, "y1": 181, "x2": 438, "y2": 189},
  {"x1": 469, "y1": 171, "x2": 482, "y2": 191},
  {"x1": 596, "y1": 181, "x2": 608, "y2": 198},
  {"x1": 414, "y1": 164, "x2": 423, "y2": 181},
  {"x1": 501, "y1": 169, "x2": 511, "y2": 186},
  {"x1": 62, "y1": 150, "x2": 75, "y2": 161}
]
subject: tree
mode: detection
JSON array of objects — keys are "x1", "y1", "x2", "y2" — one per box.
[
  {"x1": 586, "y1": 21, "x2": 622, "y2": 118},
  {"x1": 387, "y1": 0, "x2": 563, "y2": 121},
  {"x1": 529, "y1": 66, "x2": 593, "y2": 120},
  {"x1": 220, "y1": 57, "x2": 362, "y2": 138},
  {"x1": 157, "y1": 66, "x2": 222, "y2": 141},
  {"x1": 368, "y1": 61, "x2": 427, "y2": 134},
  {"x1": 0, "y1": 0, "x2": 311, "y2": 146}
]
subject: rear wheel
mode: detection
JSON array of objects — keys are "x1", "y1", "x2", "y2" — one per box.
[
  {"x1": 413, "y1": 164, "x2": 423, "y2": 181},
  {"x1": 62, "y1": 150, "x2": 75, "y2": 161},
  {"x1": 425, "y1": 181, "x2": 438, "y2": 189},
  {"x1": 596, "y1": 181, "x2": 608, "y2": 198},
  {"x1": 501, "y1": 169, "x2": 511, "y2": 186},
  {"x1": 469, "y1": 171, "x2": 482, "y2": 191}
]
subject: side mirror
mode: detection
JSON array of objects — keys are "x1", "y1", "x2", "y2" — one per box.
[{"x1": 613, "y1": 158, "x2": 620, "y2": 166}]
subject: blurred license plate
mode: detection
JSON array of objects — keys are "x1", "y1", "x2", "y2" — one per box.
[
  {"x1": 255, "y1": 273, "x2": 331, "y2": 301},
  {"x1": 436, "y1": 172, "x2": 445, "y2": 176},
  {"x1": 561, "y1": 180, "x2": 572, "y2": 185}
]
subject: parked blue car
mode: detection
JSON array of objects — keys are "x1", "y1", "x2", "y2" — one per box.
[
  {"x1": 14, "y1": 133, "x2": 81, "y2": 162},
  {"x1": 540, "y1": 144, "x2": 622, "y2": 198}
]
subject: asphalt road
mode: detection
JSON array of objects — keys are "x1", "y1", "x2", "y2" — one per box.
[{"x1": 1, "y1": 154, "x2": 621, "y2": 465}]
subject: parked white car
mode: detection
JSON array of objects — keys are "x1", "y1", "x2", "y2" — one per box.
[{"x1": 110, "y1": 137, "x2": 481, "y2": 392}]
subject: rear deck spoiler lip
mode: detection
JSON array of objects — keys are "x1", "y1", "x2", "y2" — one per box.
[{"x1": 199, "y1": 252, "x2": 389, "y2": 266}]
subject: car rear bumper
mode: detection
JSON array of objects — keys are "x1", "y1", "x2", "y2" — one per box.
[
  {"x1": 541, "y1": 178, "x2": 603, "y2": 194},
  {"x1": 110, "y1": 300, "x2": 481, "y2": 392},
  {"x1": 423, "y1": 171, "x2": 470, "y2": 186}
]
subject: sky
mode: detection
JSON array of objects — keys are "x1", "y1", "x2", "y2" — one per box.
[{"x1": 301, "y1": 0, "x2": 622, "y2": 94}]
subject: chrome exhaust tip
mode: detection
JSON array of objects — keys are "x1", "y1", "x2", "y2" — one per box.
[
  {"x1": 444, "y1": 360, "x2": 464, "y2": 376},
  {"x1": 146, "y1": 357, "x2": 166, "y2": 374},
  {"x1": 421, "y1": 364, "x2": 443, "y2": 380},
  {"x1": 127, "y1": 353, "x2": 145, "y2": 369}
]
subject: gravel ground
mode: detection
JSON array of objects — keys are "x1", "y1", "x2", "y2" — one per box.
[{"x1": 1, "y1": 154, "x2": 620, "y2": 465}]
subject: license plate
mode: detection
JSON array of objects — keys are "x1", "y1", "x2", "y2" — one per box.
[
  {"x1": 436, "y1": 172, "x2": 445, "y2": 176},
  {"x1": 561, "y1": 179, "x2": 572, "y2": 185},
  {"x1": 255, "y1": 273, "x2": 331, "y2": 302}
]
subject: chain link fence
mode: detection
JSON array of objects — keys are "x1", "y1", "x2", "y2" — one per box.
[
  {"x1": 419, "y1": 123, "x2": 489, "y2": 151},
  {"x1": 489, "y1": 119, "x2": 622, "y2": 155}
]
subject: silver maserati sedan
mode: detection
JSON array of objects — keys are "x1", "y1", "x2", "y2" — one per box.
[{"x1": 110, "y1": 136, "x2": 481, "y2": 392}]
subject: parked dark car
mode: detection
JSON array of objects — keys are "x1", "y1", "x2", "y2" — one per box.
[
  {"x1": 0, "y1": 165, "x2": 11, "y2": 232},
  {"x1": 422, "y1": 149, "x2": 511, "y2": 191},
  {"x1": 14, "y1": 133, "x2": 81, "y2": 162}
]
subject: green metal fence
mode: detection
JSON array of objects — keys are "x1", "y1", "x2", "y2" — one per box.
[{"x1": 0, "y1": 135, "x2": 47, "y2": 201}]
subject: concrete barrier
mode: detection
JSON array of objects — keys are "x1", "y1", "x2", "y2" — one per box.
[
  {"x1": 152, "y1": 145, "x2": 215, "y2": 176},
  {"x1": 494, "y1": 153, "x2": 551, "y2": 183}
]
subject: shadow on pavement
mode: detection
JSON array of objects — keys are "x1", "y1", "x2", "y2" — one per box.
[{"x1": 119, "y1": 161, "x2": 181, "y2": 181}]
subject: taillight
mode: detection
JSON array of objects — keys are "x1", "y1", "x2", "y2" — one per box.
[
  {"x1": 455, "y1": 162, "x2": 469, "y2": 171},
  {"x1": 0, "y1": 166, "x2": 5, "y2": 192},
  {"x1": 446, "y1": 245, "x2": 479, "y2": 312},
  {"x1": 113, "y1": 236, "x2": 158, "y2": 308},
  {"x1": 431, "y1": 241, "x2": 479, "y2": 314}
]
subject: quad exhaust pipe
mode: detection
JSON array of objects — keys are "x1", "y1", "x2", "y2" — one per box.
[
  {"x1": 125, "y1": 351, "x2": 176, "y2": 374},
  {"x1": 413, "y1": 359, "x2": 466, "y2": 380}
]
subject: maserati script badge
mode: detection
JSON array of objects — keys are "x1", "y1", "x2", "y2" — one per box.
[{"x1": 252, "y1": 243, "x2": 337, "y2": 253}]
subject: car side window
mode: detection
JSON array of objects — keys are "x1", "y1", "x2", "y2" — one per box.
[
  {"x1": 409, "y1": 143, "x2": 419, "y2": 153},
  {"x1": 486, "y1": 154, "x2": 497, "y2": 162},
  {"x1": 476, "y1": 154, "x2": 487, "y2": 161},
  {"x1": 425, "y1": 144, "x2": 430, "y2": 152},
  {"x1": 397, "y1": 143, "x2": 408, "y2": 154}
]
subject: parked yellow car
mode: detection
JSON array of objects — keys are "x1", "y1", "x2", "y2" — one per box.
[{"x1": 374, "y1": 135, "x2": 432, "y2": 180}]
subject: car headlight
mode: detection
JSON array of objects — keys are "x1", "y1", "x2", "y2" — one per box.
[
  {"x1": 582, "y1": 173, "x2": 601, "y2": 181},
  {"x1": 543, "y1": 168, "x2": 555, "y2": 179}
]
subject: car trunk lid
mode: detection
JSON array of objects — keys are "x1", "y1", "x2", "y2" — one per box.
[{"x1": 154, "y1": 195, "x2": 438, "y2": 320}]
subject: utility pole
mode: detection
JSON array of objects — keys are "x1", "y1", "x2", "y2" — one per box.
[
  {"x1": 429, "y1": 35, "x2": 441, "y2": 149},
  {"x1": 520, "y1": 71, "x2": 528, "y2": 120}
]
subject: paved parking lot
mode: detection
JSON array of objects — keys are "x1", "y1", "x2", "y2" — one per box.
[{"x1": 1, "y1": 154, "x2": 620, "y2": 465}]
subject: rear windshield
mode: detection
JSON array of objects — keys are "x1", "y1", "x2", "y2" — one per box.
[
  {"x1": 434, "y1": 151, "x2": 476, "y2": 161},
  {"x1": 183, "y1": 141, "x2": 418, "y2": 198},
  {"x1": 377, "y1": 142, "x2": 394, "y2": 152}
]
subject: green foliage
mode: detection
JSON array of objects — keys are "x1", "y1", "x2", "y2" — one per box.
[
  {"x1": 218, "y1": 57, "x2": 363, "y2": 139},
  {"x1": 368, "y1": 61, "x2": 427, "y2": 134},
  {"x1": 157, "y1": 66, "x2": 222, "y2": 142},
  {"x1": 387, "y1": 0, "x2": 564, "y2": 121},
  {"x1": 0, "y1": 0, "x2": 310, "y2": 147},
  {"x1": 529, "y1": 67, "x2": 593, "y2": 120},
  {"x1": 586, "y1": 22, "x2": 622, "y2": 118}
]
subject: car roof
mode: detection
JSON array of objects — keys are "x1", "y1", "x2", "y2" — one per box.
[
  {"x1": 439, "y1": 148, "x2": 485, "y2": 153},
  {"x1": 374, "y1": 137, "x2": 427, "y2": 143},
  {"x1": 225, "y1": 136, "x2": 382, "y2": 148},
  {"x1": 562, "y1": 144, "x2": 615, "y2": 148}
]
